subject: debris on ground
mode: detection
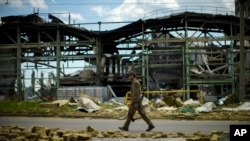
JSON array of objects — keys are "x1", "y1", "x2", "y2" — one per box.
[
  {"x1": 163, "y1": 96, "x2": 175, "y2": 107},
  {"x1": 181, "y1": 106, "x2": 196, "y2": 113},
  {"x1": 114, "y1": 106, "x2": 128, "y2": 111},
  {"x1": 52, "y1": 100, "x2": 69, "y2": 107},
  {"x1": 195, "y1": 102, "x2": 216, "y2": 113},
  {"x1": 108, "y1": 99, "x2": 123, "y2": 105},
  {"x1": 157, "y1": 106, "x2": 178, "y2": 111},
  {"x1": 142, "y1": 96, "x2": 149, "y2": 106},
  {"x1": 183, "y1": 99, "x2": 200, "y2": 106},
  {"x1": 78, "y1": 97, "x2": 100, "y2": 113},
  {"x1": 79, "y1": 90, "x2": 101, "y2": 104},
  {"x1": 217, "y1": 96, "x2": 227, "y2": 105},
  {"x1": 222, "y1": 102, "x2": 250, "y2": 111},
  {"x1": 0, "y1": 125, "x2": 223, "y2": 141},
  {"x1": 223, "y1": 94, "x2": 240, "y2": 105},
  {"x1": 68, "y1": 97, "x2": 79, "y2": 106}
]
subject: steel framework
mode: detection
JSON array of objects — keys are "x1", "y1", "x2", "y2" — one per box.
[{"x1": 0, "y1": 11, "x2": 250, "y2": 100}]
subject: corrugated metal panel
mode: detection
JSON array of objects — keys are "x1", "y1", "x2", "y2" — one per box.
[{"x1": 57, "y1": 86, "x2": 109, "y2": 102}]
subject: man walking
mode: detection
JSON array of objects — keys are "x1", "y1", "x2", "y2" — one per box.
[{"x1": 119, "y1": 72, "x2": 155, "y2": 131}]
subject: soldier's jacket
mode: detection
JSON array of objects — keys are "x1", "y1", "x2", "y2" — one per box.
[{"x1": 130, "y1": 79, "x2": 142, "y2": 104}]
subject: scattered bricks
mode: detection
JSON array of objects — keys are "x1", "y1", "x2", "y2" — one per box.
[
  {"x1": 76, "y1": 129, "x2": 86, "y2": 134},
  {"x1": 122, "y1": 132, "x2": 130, "y2": 138},
  {"x1": 210, "y1": 130, "x2": 223, "y2": 141},
  {"x1": 0, "y1": 136, "x2": 8, "y2": 141},
  {"x1": 30, "y1": 125, "x2": 45, "y2": 133},
  {"x1": 151, "y1": 132, "x2": 163, "y2": 139},
  {"x1": 8, "y1": 133, "x2": 19, "y2": 139},
  {"x1": 210, "y1": 134, "x2": 219, "y2": 141},
  {"x1": 25, "y1": 133, "x2": 39, "y2": 139},
  {"x1": 48, "y1": 130, "x2": 61, "y2": 138},
  {"x1": 63, "y1": 133, "x2": 73, "y2": 141},
  {"x1": 63, "y1": 130, "x2": 74, "y2": 134},
  {"x1": 19, "y1": 130, "x2": 30, "y2": 137},
  {"x1": 89, "y1": 130, "x2": 99, "y2": 137},
  {"x1": 107, "y1": 130, "x2": 115, "y2": 136},
  {"x1": 101, "y1": 132, "x2": 110, "y2": 138},
  {"x1": 96, "y1": 132, "x2": 104, "y2": 138},
  {"x1": 29, "y1": 125, "x2": 36, "y2": 133},
  {"x1": 71, "y1": 135, "x2": 78, "y2": 141},
  {"x1": 137, "y1": 132, "x2": 150, "y2": 138},
  {"x1": 50, "y1": 136, "x2": 64, "y2": 141},
  {"x1": 39, "y1": 136, "x2": 49, "y2": 140},
  {"x1": 56, "y1": 130, "x2": 64, "y2": 137},
  {"x1": 47, "y1": 127, "x2": 60, "y2": 135},
  {"x1": 193, "y1": 131, "x2": 205, "y2": 137},
  {"x1": 15, "y1": 136, "x2": 26, "y2": 140},
  {"x1": 77, "y1": 133, "x2": 92, "y2": 141},
  {"x1": 210, "y1": 131, "x2": 223, "y2": 135},
  {"x1": 110, "y1": 133, "x2": 118, "y2": 138},
  {"x1": 176, "y1": 132, "x2": 186, "y2": 138},
  {"x1": 128, "y1": 134, "x2": 137, "y2": 138},
  {"x1": 0, "y1": 125, "x2": 224, "y2": 140},
  {"x1": 37, "y1": 128, "x2": 48, "y2": 138},
  {"x1": 86, "y1": 125, "x2": 96, "y2": 132},
  {"x1": 111, "y1": 131, "x2": 124, "y2": 138},
  {"x1": 161, "y1": 133, "x2": 168, "y2": 138},
  {"x1": 0, "y1": 133, "x2": 9, "y2": 138},
  {"x1": 114, "y1": 131, "x2": 123, "y2": 137},
  {"x1": 199, "y1": 137, "x2": 210, "y2": 141},
  {"x1": 186, "y1": 137, "x2": 202, "y2": 141},
  {"x1": 139, "y1": 132, "x2": 146, "y2": 138},
  {"x1": 167, "y1": 132, "x2": 175, "y2": 138},
  {"x1": 10, "y1": 128, "x2": 22, "y2": 133}
]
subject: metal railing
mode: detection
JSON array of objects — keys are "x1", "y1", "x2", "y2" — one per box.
[{"x1": 143, "y1": 6, "x2": 235, "y2": 19}]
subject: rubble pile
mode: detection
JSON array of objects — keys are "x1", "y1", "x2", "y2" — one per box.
[
  {"x1": 0, "y1": 125, "x2": 225, "y2": 141},
  {"x1": 39, "y1": 93, "x2": 250, "y2": 121}
]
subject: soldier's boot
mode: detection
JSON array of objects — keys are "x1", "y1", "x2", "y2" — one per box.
[
  {"x1": 146, "y1": 124, "x2": 155, "y2": 131},
  {"x1": 144, "y1": 117, "x2": 155, "y2": 131},
  {"x1": 119, "y1": 118, "x2": 130, "y2": 131},
  {"x1": 119, "y1": 127, "x2": 128, "y2": 131}
]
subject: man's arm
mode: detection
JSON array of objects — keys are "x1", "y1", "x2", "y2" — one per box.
[{"x1": 132, "y1": 82, "x2": 141, "y2": 103}]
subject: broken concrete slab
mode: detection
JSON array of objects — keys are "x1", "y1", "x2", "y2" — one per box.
[
  {"x1": 52, "y1": 100, "x2": 69, "y2": 107},
  {"x1": 195, "y1": 102, "x2": 216, "y2": 113},
  {"x1": 222, "y1": 102, "x2": 250, "y2": 111},
  {"x1": 157, "y1": 106, "x2": 178, "y2": 111}
]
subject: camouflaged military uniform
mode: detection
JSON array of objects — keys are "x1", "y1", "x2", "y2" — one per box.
[{"x1": 119, "y1": 78, "x2": 155, "y2": 131}]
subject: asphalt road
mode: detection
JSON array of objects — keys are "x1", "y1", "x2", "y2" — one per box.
[{"x1": 0, "y1": 116, "x2": 249, "y2": 134}]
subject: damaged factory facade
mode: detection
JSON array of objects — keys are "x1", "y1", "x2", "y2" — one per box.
[
  {"x1": 1, "y1": 2, "x2": 250, "y2": 139},
  {"x1": 0, "y1": 0, "x2": 250, "y2": 112},
  {"x1": 1, "y1": 6, "x2": 250, "y2": 114},
  {"x1": 0, "y1": 5, "x2": 250, "y2": 117}
]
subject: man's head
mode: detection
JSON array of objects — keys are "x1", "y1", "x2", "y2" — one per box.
[{"x1": 128, "y1": 71, "x2": 136, "y2": 81}]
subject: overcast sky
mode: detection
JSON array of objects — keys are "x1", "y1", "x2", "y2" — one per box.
[{"x1": 0, "y1": 0, "x2": 235, "y2": 30}]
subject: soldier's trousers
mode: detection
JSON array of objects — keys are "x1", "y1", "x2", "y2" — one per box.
[{"x1": 122, "y1": 102, "x2": 154, "y2": 129}]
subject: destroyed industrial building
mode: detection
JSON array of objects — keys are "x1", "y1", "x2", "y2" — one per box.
[{"x1": 0, "y1": 10, "x2": 250, "y2": 102}]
